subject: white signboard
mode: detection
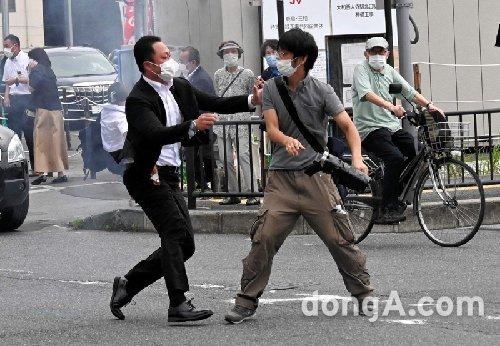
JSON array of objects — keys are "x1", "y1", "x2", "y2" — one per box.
[
  {"x1": 331, "y1": 0, "x2": 386, "y2": 35},
  {"x1": 309, "y1": 50, "x2": 327, "y2": 83},
  {"x1": 340, "y1": 42, "x2": 366, "y2": 84},
  {"x1": 262, "y1": 0, "x2": 331, "y2": 49}
]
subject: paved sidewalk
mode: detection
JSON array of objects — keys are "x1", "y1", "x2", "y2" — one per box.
[{"x1": 28, "y1": 132, "x2": 500, "y2": 235}]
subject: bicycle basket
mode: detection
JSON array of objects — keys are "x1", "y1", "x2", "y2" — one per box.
[{"x1": 422, "y1": 121, "x2": 469, "y2": 151}]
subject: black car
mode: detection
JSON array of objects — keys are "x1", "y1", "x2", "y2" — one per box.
[
  {"x1": 0, "y1": 126, "x2": 29, "y2": 231},
  {"x1": 45, "y1": 46, "x2": 118, "y2": 131}
]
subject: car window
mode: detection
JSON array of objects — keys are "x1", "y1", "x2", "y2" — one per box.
[{"x1": 48, "y1": 51, "x2": 116, "y2": 78}]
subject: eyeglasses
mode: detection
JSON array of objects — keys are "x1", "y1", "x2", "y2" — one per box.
[{"x1": 367, "y1": 48, "x2": 388, "y2": 56}]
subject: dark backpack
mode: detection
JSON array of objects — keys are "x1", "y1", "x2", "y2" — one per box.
[{"x1": 78, "y1": 113, "x2": 124, "y2": 177}]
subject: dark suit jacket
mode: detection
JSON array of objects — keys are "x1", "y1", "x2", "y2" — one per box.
[
  {"x1": 188, "y1": 66, "x2": 216, "y2": 96},
  {"x1": 124, "y1": 76, "x2": 251, "y2": 178}
]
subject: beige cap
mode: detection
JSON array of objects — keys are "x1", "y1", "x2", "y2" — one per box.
[{"x1": 365, "y1": 37, "x2": 389, "y2": 50}]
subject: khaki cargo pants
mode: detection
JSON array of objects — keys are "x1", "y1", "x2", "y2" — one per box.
[{"x1": 235, "y1": 170, "x2": 373, "y2": 310}]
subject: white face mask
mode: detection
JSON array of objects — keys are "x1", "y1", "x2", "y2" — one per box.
[
  {"x1": 368, "y1": 54, "x2": 386, "y2": 70},
  {"x1": 276, "y1": 58, "x2": 297, "y2": 77},
  {"x1": 150, "y1": 59, "x2": 179, "y2": 83},
  {"x1": 177, "y1": 63, "x2": 188, "y2": 77},
  {"x1": 3, "y1": 47, "x2": 14, "y2": 59},
  {"x1": 223, "y1": 53, "x2": 239, "y2": 67}
]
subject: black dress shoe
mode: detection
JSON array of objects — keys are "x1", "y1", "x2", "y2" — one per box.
[
  {"x1": 31, "y1": 175, "x2": 47, "y2": 185},
  {"x1": 52, "y1": 175, "x2": 68, "y2": 184},
  {"x1": 219, "y1": 197, "x2": 241, "y2": 205},
  {"x1": 168, "y1": 299, "x2": 213, "y2": 322},
  {"x1": 110, "y1": 277, "x2": 132, "y2": 320}
]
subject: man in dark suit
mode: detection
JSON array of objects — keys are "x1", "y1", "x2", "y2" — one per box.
[
  {"x1": 109, "y1": 35, "x2": 261, "y2": 323},
  {"x1": 180, "y1": 46, "x2": 216, "y2": 194}
]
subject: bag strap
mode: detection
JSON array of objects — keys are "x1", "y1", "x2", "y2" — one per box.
[
  {"x1": 274, "y1": 77, "x2": 325, "y2": 153},
  {"x1": 220, "y1": 69, "x2": 244, "y2": 97}
]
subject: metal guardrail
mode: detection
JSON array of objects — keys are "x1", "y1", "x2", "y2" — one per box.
[
  {"x1": 184, "y1": 108, "x2": 500, "y2": 209},
  {"x1": 2, "y1": 90, "x2": 498, "y2": 209}
]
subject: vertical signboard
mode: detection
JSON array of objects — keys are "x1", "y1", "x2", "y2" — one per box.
[
  {"x1": 262, "y1": 0, "x2": 331, "y2": 82},
  {"x1": 331, "y1": 0, "x2": 386, "y2": 35}
]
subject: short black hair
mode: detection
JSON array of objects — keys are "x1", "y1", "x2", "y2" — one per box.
[
  {"x1": 260, "y1": 39, "x2": 278, "y2": 57},
  {"x1": 28, "y1": 48, "x2": 51, "y2": 67},
  {"x1": 181, "y1": 46, "x2": 200, "y2": 64},
  {"x1": 277, "y1": 28, "x2": 318, "y2": 74},
  {"x1": 4, "y1": 34, "x2": 20, "y2": 46},
  {"x1": 134, "y1": 35, "x2": 161, "y2": 73}
]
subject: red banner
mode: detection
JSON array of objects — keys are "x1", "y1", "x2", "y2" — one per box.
[{"x1": 118, "y1": 0, "x2": 154, "y2": 45}]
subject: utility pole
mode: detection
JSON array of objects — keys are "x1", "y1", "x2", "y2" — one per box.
[
  {"x1": 1, "y1": 0, "x2": 9, "y2": 38},
  {"x1": 134, "y1": 0, "x2": 147, "y2": 41},
  {"x1": 64, "y1": 0, "x2": 73, "y2": 46},
  {"x1": 384, "y1": 0, "x2": 394, "y2": 67},
  {"x1": 395, "y1": 0, "x2": 413, "y2": 104},
  {"x1": 277, "y1": 0, "x2": 284, "y2": 37},
  {"x1": 395, "y1": 0, "x2": 414, "y2": 135}
]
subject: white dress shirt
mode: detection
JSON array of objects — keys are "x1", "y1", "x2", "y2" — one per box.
[
  {"x1": 100, "y1": 103, "x2": 127, "y2": 153},
  {"x1": 2, "y1": 50, "x2": 31, "y2": 95},
  {"x1": 143, "y1": 75, "x2": 182, "y2": 167}
]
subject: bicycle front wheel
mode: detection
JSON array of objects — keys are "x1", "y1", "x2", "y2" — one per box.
[
  {"x1": 344, "y1": 179, "x2": 382, "y2": 244},
  {"x1": 414, "y1": 157, "x2": 485, "y2": 247}
]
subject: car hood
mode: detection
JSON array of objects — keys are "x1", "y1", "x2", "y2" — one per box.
[{"x1": 56, "y1": 74, "x2": 117, "y2": 87}]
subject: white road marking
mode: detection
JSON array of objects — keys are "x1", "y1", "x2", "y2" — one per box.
[
  {"x1": 0, "y1": 268, "x2": 33, "y2": 274},
  {"x1": 192, "y1": 284, "x2": 224, "y2": 288},
  {"x1": 228, "y1": 293, "x2": 353, "y2": 305},
  {"x1": 57, "y1": 280, "x2": 108, "y2": 286},
  {"x1": 384, "y1": 319, "x2": 427, "y2": 325},
  {"x1": 485, "y1": 315, "x2": 500, "y2": 320}
]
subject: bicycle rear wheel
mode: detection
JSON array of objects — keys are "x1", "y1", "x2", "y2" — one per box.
[
  {"x1": 344, "y1": 179, "x2": 382, "y2": 244},
  {"x1": 414, "y1": 157, "x2": 485, "y2": 247}
]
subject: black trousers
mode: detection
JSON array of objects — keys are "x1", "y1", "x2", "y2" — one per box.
[
  {"x1": 7, "y1": 94, "x2": 34, "y2": 171},
  {"x1": 123, "y1": 167, "x2": 195, "y2": 305},
  {"x1": 362, "y1": 128, "x2": 416, "y2": 208},
  {"x1": 194, "y1": 141, "x2": 214, "y2": 190}
]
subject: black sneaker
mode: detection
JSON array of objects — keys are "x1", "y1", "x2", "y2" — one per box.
[
  {"x1": 219, "y1": 197, "x2": 241, "y2": 205},
  {"x1": 245, "y1": 197, "x2": 260, "y2": 206},
  {"x1": 224, "y1": 304, "x2": 256, "y2": 324},
  {"x1": 373, "y1": 208, "x2": 406, "y2": 225}
]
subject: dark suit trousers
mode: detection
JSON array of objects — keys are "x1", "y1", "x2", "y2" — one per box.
[
  {"x1": 7, "y1": 94, "x2": 34, "y2": 171},
  {"x1": 123, "y1": 168, "x2": 195, "y2": 304}
]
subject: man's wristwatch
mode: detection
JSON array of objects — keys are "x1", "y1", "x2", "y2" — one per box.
[
  {"x1": 426, "y1": 102, "x2": 433, "y2": 108},
  {"x1": 188, "y1": 120, "x2": 198, "y2": 138}
]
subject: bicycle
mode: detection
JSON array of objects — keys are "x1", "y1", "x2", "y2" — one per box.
[{"x1": 343, "y1": 86, "x2": 485, "y2": 247}]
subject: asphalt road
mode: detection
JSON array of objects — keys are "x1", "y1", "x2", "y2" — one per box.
[
  {"x1": 2, "y1": 135, "x2": 498, "y2": 345},
  {"x1": 0, "y1": 225, "x2": 499, "y2": 345}
]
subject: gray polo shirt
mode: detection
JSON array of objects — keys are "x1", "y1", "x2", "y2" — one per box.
[
  {"x1": 351, "y1": 60, "x2": 417, "y2": 140},
  {"x1": 263, "y1": 74, "x2": 344, "y2": 170}
]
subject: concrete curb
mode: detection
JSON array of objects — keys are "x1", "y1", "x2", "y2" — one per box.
[{"x1": 73, "y1": 198, "x2": 500, "y2": 234}]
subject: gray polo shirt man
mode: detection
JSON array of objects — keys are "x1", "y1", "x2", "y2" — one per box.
[{"x1": 262, "y1": 74, "x2": 344, "y2": 169}]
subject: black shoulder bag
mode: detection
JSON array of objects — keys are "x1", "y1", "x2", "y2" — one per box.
[
  {"x1": 274, "y1": 77, "x2": 370, "y2": 191},
  {"x1": 220, "y1": 69, "x2": 244, "y2": 97}
]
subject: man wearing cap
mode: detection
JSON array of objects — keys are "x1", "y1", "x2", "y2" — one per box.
[
  {"x1": 352, "y1": 37, "x2": 443, "y2": 224},
  {"x1": 214, "y1": 40, "x2": 260, "y2": 206}
]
